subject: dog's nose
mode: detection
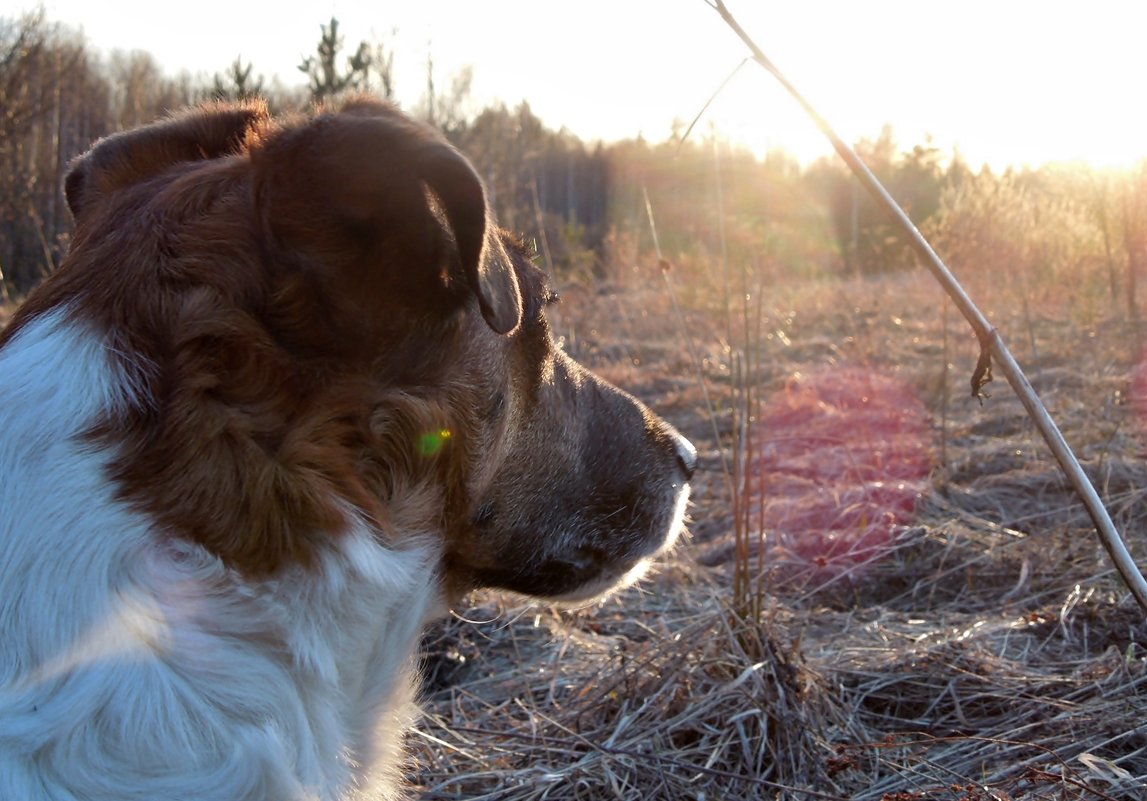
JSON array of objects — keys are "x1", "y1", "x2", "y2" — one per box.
[{"x1": 671, "y1": 432, "x2": 698, "y2": 480}]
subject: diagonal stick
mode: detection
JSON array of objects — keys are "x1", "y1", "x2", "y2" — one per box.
[{"x1": 706, "y1": 0, "x2": 1147, "y2": 614}]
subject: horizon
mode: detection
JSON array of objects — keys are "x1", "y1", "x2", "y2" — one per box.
[{"x1": 25, "y1": 0, "x2": 1147, "y2": 172}]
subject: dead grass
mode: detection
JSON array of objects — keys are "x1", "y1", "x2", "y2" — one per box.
[
  {"x1": 414, "y1": 266, "x2": 1147, "y2": 799},
  {"x1": 5, "y1": 260, "x2": 1144, "y2": 799},
  {"x1": 413, "y1": 586, "x2": 852, "y2": 800}
]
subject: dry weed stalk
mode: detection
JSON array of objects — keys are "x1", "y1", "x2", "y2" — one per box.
[
  {"x1": 706, "y1": 0, "x2": 1147, "y2": 615},
  {"x1": 642, "y1": 185, "x2": 731, "y2": 486}
]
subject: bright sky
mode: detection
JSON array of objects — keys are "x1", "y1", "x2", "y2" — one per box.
[{"x1": 28, "y1": 0, "x2": 1147, "y2": 171}]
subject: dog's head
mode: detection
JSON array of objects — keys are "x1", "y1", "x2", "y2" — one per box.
[{"x1": 32, "y1": 98, "x2": 694, "y2": 604}]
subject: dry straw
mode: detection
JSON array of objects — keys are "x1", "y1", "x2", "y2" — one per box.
[
  {"x1": 705, "y1": 0, "x2": 1147, "y2": 615},
  {"x1": 414, "y1": 271, "x2": 1147, "y2": 798}
]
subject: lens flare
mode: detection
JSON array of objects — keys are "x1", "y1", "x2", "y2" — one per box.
[
  {"x1": 754, "y1": 367, "x2": 933, "y2": 576},
  {"x1": 418, "y1": 428, "x2": 452, "y2": 457}
]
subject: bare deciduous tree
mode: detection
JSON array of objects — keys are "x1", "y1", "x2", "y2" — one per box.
[{"x1": 0, "y1": 11, "x2": 90, "y2": 296}]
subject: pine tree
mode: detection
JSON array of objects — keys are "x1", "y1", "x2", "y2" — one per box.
[
  {"x1": 298, "y1": 17, "x2": 373, "y2": 103},
  {"x1": 211, "y1": 57, "x2": 264, "y2": 102}
]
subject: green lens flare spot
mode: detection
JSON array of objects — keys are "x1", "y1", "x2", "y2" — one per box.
[{"x1": 418, "y1": 428, "x2": 452, "y2": 457}]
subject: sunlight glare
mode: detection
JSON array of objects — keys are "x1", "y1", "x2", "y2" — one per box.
[{"x1": 34, "y1": 0, "x2": 1147, "y2": 171}]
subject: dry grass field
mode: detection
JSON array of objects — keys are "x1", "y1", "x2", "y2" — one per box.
[
  {"x1": 3, "y1": 248, "x2": 1144, "y2": 800},
  {"x1": 411, "y1": 262, "x2": 1147, "y2": 800}
]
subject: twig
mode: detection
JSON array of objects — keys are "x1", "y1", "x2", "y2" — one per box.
[
  {"x1": 643, "y1": 185, "x2": 732, "y2": 488},
  {"x1": 528, "y1": 174, "x2": 554, "y2": 273},
  {"x1": 707, "y1": 0, "x2": 1147, "y2": 616},
  {"x1": 675, "y1": 57, "x2": 748, "y2": 155}
]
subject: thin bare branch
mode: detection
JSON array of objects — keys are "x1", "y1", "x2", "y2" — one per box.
[{"x1": 707, "y1": 0, "x2": 1147, "y2": 615}]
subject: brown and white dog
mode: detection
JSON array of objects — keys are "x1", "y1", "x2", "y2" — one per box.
[{"x1": 0, "y1": 99, "x2": 694, "y2": 800}]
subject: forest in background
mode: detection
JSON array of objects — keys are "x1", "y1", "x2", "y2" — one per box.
[{"x1": 4, "y1": 7, "x2": 1147, "y2": 321}]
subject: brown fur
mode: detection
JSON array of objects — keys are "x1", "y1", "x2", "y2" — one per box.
[
  {"x1": 5, "y1": 97, "x2": 693, "y2": 597},
  {"x1": 0, "y1": 97, "x2": 694, "y2": 801}
]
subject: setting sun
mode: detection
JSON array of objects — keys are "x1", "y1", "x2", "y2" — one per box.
[
  {"x1": 35, "y1": 0, "x2": 1147, "y2": 171},
  {"x1": 695, "y1": 1, "x2": 1147, "y2": 171}
]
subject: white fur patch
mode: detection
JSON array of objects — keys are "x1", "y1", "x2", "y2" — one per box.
[{"x1": 0, "y1": 312, "x2": 440, "y2": 801}]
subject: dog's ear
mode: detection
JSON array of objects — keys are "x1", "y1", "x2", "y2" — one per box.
[
  {"x1": 253, "y1": 104, "x2": 523, "y2": 335},
  {"x1": 65, "y1": 102, "x2": 268, "y2": 223},
  {"x1": 417, "y1": 143, "x2": 522, "y2": 335}
]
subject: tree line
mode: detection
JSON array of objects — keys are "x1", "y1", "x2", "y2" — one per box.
[
  {"x1": 3, "y1": 9, "x2": 1147, "y2": 321},
  {"x1": 0, "y1": 11, "x2": 613, "y2": 297}
]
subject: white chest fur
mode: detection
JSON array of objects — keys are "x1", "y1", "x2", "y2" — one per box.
[{"x1": 0, "y1": 311, "x2": 439, "y2": 801}]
